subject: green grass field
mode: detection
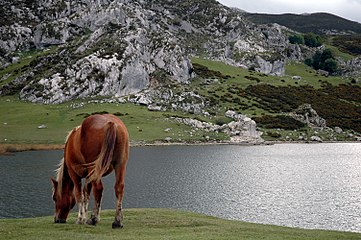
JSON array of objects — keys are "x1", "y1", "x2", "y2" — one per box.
[
  {"x1": 1, "y1": 209, "x2": 361, "y2": 240},
  {"x1": 0, "y1": 95, "x2": 227, "y2": 145}
]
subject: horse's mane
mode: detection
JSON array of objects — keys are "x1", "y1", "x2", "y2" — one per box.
[
  {"x1": 54, "y1": 126, "x2": 80, "y2": 195},
  {"x1": 55, "y1": 158, "x2": 65, "y2": 194}
]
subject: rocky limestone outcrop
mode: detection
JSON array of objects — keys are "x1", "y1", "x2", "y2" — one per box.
[
  {"x1": 225, "y1": 110, "x2": 263, "y2": 143},
  {"x1": 0, "y1": 0, "x2": 342, "y2": 103},
  {"x1": 289, "y1": 104, "x2": 327, "y2": 129},
  {"x1": 203, "y1": 20, "x2": 304, "y2": 76},
  {"x1": 175, "y1": 110, "x2": 263, "y2": 143},
  {"x1": 254, "y1": 56, "x2": 285, "y2": 76},
  {"x1": 5, "y1": 0, "x2": 194, "y2": 103},
  {"x1": 340, "y1": 57, "x2": 361, "y2": 78},
  {"x1": 128, "y1": 88, "x2": 207, "y2": 115}
]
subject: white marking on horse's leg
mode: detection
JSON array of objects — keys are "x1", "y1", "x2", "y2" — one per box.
[
  {"x1": 83, "y1": 192, "x2": 90, "y2": 221},
  {"x1": 76, "y1": 194, "x2": 87, "y2": 224},
  {"x1": 91, "y1": 200, "x2": 102, "y2": 223},
  {"x1": 76, "y1": 201, "x2": 84, "y2": 224},
  {"x1": 113, "y1": 201, "x2": 123, "y2": 228}
]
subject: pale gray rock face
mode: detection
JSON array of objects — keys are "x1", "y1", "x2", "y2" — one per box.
[
  {"x1": 12, "y1": 0, "x2": 195, "y2": 103},
  {"x1": 289, "y1": 104, "x2": 327, "y2": 129},
  {"x1": 255, "y1": 56, "x2": 285, "y2": 76},
  {"x1": 341, "y1": 57, "x2": 361, "y2": 77},
  {"x1": 175, "y1": 110, "x2": 263, "y2": 143},
  {"x1": 2, "y1": 0, "x2": 195, "y2": 103}
]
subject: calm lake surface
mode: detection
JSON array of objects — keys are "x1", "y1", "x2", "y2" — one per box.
[{"x1": 1, "y1": 143, "x2": 361, "y2": 232}]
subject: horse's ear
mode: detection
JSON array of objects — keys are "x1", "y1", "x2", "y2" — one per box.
[{"x1": 50, "y1": 177, "x2": 58, "y2": 189}]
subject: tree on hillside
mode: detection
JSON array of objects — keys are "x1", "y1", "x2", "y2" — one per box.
[
  {"x1": 305, "y1": 48, "x2": 338, "y2": 74},
  {"x1": 304, "y1": 32, "x2": 322, "y2": 47},
  {"x1": 323, "y1": 58, "x2": 338, "y2": 73}
]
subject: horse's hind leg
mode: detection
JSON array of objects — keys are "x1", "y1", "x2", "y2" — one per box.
[
  {"x1": 82, "y1": 181, "x2": 92, "y2": 222},
  {"x1": 87, "y1": 180, "x2": 103, "y2": 225},
  {"x1": 75, "y1": 180, "x2": 91, "y2": 224},
  {"x1": 112, "y1": 165, "x2": 126, "y2": 229}
]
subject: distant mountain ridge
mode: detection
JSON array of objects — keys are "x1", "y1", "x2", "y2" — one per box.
[{"x1": 244, "y1": 12, "x2": 361, "y2": 34}]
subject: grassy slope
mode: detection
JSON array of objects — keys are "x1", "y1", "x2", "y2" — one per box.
[
  {"x1": 0, "y1": 95, "x2": 227, "y2": 145},
  {"x1": 1, "y1": 209, "x2": 361, "y2": 240},
  {"x1": 192, "y1": 57, "x2": 354, "y2": 89}
]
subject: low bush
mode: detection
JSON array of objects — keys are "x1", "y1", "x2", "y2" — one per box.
[
  {"x1": 254, "y1": 115, "x2": 306, "y2": 130},
  {"x1": 246, "y1": 84, "x2": 361, "y2": 132}
]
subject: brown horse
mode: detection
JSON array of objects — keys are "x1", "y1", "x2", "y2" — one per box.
[{"x1": 51, "y1": 114, "x2": 129, "y2": 228}]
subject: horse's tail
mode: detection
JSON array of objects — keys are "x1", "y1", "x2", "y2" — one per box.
[{"x1": 87, "y1": 122, "x2": 117, "y2": 183}]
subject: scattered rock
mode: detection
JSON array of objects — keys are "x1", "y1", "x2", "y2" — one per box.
[
  {"x1": 334, "y1": 127, "x2": 343, "y2": 134},
  {"x1": 310, "y1": 136, "x2": 322, "y2": 142},
  {"x1": 37, "y1": 124, "x2": 47, "y2": 129}
]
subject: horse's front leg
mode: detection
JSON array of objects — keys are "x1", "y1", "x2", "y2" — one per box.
[{"x1": 87, "y1": 180, "x2": 103, "y2": 225}]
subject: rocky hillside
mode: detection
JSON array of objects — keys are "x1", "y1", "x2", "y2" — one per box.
[
  {"x1": 0, "y1": 0, "x2": 316, "y2": 104},
  {"x1": 1, "y1": 0, "x2": 361, "y2": 144}
]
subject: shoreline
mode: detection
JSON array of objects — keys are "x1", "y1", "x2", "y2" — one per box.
[
  {"x1": 1, "y1": 140, "x2": 360, "y2": 155},
  {"x1": 0, "y1": 143, "x2": 65, "y2": 155}
]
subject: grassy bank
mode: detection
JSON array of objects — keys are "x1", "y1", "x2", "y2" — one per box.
[
  {"x1": 1, "y1": 209, "x2": 361, "y2": 240},
  {"x1": 0, "y1": 143, "x2": 64, "y2": 155}
]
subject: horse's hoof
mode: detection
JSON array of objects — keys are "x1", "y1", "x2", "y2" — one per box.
[
  {"x1": 86, "y1": 218, "x2": 97, "y2": 226},
  {"x1": 54, "y1": 218, "x2": 66, "y2": 223},
  {"x1": 112, "y1": 221, "x2": 123, "y2": 229},
  {"x1": 76, "y1": 219, "x2": 85, "y2": 225}
]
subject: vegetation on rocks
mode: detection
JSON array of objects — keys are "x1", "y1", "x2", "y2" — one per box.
[{"x1": 331, "y1": 35, "x2": 361, "y2": 56}]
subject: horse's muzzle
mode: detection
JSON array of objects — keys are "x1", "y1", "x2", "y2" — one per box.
[{"x1": 54, "y1": 217, "x2": 66, "y2": 223}]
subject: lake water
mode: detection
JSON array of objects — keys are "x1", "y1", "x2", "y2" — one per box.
[{"x1": 0, "y1": 143, "x2": 361, "y2": 232}]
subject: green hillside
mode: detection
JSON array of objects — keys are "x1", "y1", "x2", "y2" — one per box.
[
  {"x1": 245, "y1": 12, "x2": 361, "y2": 34},
  {"x1": 1, "y1": 57, "x2": 360, "y2": 147}
]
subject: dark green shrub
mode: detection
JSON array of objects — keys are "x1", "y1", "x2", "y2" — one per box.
[
  {"x1": 266, "y1": 131, "x2": 282, "y2": 138},
  {"x1": 289, "y1": 34, "x2": 305, "y2": 44},
  {"x1": 254, "y1": 115, "x2": 306, "y2": 130},
  {"x1": 304, "y1": 32, "x2": 322, "y2": 47}
]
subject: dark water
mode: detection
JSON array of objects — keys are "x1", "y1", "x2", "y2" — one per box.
[{"x1": 0, "y1": 143, "x2": 361, "y2": 232}]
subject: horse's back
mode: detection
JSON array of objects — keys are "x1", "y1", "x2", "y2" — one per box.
[
  {"x1": 81, "y1": 114, "x2": 126, "y2": 132},
  {"x1": 80, "y1": 114, "x2": 128, "y2": 161}
]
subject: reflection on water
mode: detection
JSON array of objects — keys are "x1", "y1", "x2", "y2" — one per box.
[{"x1": 0, "y1": 143, "x2": 361, "y2": 232}]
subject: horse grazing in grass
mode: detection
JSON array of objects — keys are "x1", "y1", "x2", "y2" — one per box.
[{"x1": 51, "y1": 114, "x2": 129, "y2": 228}]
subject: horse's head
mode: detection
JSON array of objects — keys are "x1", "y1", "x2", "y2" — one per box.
[{"x1": 51, "y1": 177, "x2": 76, "y2": 223}]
